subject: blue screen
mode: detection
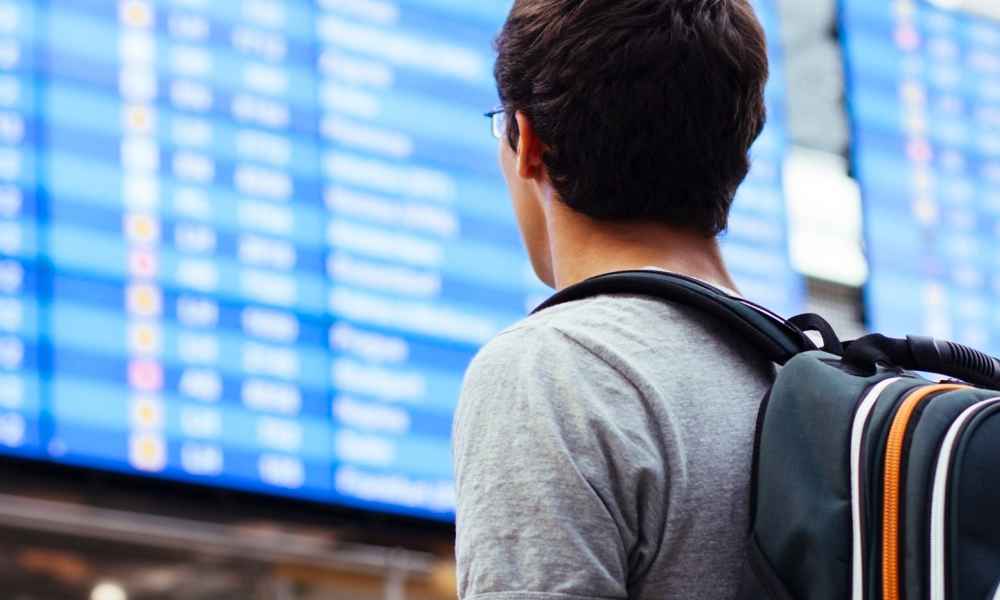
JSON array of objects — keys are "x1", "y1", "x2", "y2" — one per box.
[
  {"x1": 0, "y1": 0, "x2": 799, "y2": 522},
  {"x1": 844, "y1": 1, "x2": 1000, "y2": 349}
]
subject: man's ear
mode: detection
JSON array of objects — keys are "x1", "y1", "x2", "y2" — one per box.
[{"x1": 514, "y1": 111, "x2": 545, "y2": 181}]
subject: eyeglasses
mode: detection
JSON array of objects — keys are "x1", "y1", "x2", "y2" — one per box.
[{"x1": 484, "y1": 109, "x2": 507, "y2": 140}]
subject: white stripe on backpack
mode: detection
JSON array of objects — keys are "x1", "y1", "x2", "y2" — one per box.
[
  {"x1": 851, "y1": 378, "x2": 902, "y2": 600},
  {"x1": 929, "y1": 398, "x2": 1000, "y2": 600}
]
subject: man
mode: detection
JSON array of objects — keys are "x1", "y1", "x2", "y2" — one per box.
[{"x1": 453, "y1": 1, "x2": 775, "y2": 599}]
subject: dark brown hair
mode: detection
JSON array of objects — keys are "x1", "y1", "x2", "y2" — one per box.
[{"x1": 495, "y1": 0, "x2": 770, "y2": 237}]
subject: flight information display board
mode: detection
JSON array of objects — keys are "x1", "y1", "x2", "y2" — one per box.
[
  {"x1": 844, "y1": 1, "x2": 1000, "y2": 349},
  {"x1": 0, "y1": 0, "x2": 799, "y2": 522}
]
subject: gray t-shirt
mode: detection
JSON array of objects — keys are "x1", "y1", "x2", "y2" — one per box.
[{"x1": 453, "y1": 293, "x2": 774, "y2": 600}]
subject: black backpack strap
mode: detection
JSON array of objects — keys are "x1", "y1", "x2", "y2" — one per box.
[{"x1": 532, "y1": 270, "x2": 818, "y2": 365}]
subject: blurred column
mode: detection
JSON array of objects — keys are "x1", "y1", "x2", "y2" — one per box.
[
  {"x1": 119, "y1": 0, "x2": 168, "y2": 475},
  {"x1": 225, "y1": 0, "x2": 312, "y2": 495},
  {"x1": 162, "y1": 0, "x2": 226, "y2": 481},
  {"x1": 0, "y1": 0, "x2": 40, "y2": 456}
]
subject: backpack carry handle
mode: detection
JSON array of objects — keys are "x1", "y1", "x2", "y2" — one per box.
[
  {"x1": 844, "y1": 334, "x2": 1000, "y2": 389},
  {"x1": 533, "y1": 270, "x2": 818, "y2": 365}
]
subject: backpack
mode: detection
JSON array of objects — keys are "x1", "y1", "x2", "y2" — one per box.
[{"x1": 535, "y1": 269, "x2": 1000, "y2": 600}]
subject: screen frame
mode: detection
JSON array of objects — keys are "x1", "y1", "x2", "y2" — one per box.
[{"x1": 0, "y1": 451, "x2": 456, "y2": 539}]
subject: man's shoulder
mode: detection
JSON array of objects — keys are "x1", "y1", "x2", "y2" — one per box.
[
  {"x1": 463, "y1": 294, "x2": 704, "y2": 391},
  {"x1": 464, "y1": 292, "x2": 772, "y2": 401},
  {"x1": 464, "y1": 298, "x2": 602, "y2": 381},
  {"x1": 470, "y1": 295, "x2": 658, "y2": 366},
  {"x1": 454, "y1": 297, "x2": 662, "y2": 457},
  {"x1": 482, "y1": 293, "x2": 739, "y2": 359},
  {"x1": 500, "y1": 293, "x2": 690, "y2": 339},
  {"x1": 461, "y1": 298, "x2": 631, "y2": 395}
]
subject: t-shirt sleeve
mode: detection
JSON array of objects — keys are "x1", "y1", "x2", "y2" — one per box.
[{"x1": 452, "y1": 325, "x2": 665, "y2": 600}]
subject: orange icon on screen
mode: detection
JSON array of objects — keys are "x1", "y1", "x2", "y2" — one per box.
[
  {"x1": 131, "y1": 396, "x2": 164, "y2": 429},
  {"x1": 125, "y1": 213, "x2": 160, "y2": 245},
  {"x1": 120, "y1": 1, "x2": 153, "y2": 29},
  {"x1": 124, "y1": 106, "x2": 155, "y2": 134},
  {"x1": 129, "y1": 323, "x2": 161, "y2": 355},
  {"x1": 129, "y1": 432, "x2": 166, "y2": 472},
  {"x1": 128, "y1": 249, "x2": 159, "y2": 279},
  {"x1": 128, "y1": 359, "x2": 164, "y2": 392},
  {"x1": 126, "y1": 284, "x2": 162, "y2": 317}
]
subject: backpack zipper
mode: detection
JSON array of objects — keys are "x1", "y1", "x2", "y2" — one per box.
[
  {"x1": 928, "y1": 398, "x2": 1000, "y2": 600},
  {"x1": 850, "y1": 377, "x2": 902, "y2": 600},
  {"x1": 882, "y1": 384, "x2": 966, "y2": 600}
]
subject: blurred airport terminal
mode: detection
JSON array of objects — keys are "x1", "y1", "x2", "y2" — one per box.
[{"x1": 0, "y1": 0, "x2": 997, "y2": 597}]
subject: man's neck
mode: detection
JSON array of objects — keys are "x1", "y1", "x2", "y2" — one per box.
[{"x1": 545, "y1": 201, "x2": 738, "y2": 292}]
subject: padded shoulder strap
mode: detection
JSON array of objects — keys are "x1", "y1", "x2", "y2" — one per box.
[{"x1": 532, "y1": 270, "x2": 816, "y2": 365}]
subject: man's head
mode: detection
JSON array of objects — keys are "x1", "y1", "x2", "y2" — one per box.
[{"x1": 494, "y1": 0, "x2": 770, "y2": 285}]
